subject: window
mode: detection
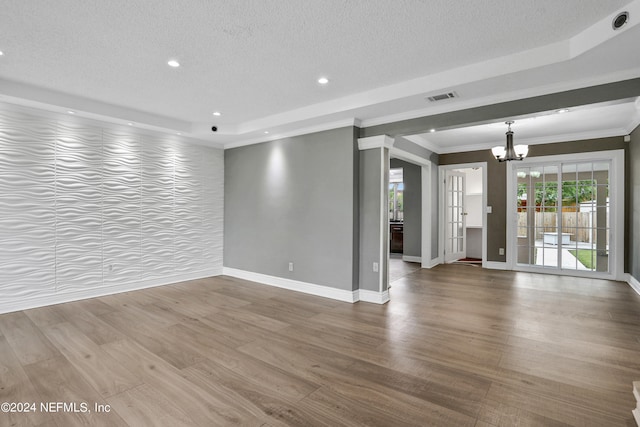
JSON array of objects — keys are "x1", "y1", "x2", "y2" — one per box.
[{"x1": 389, "y1": 168, "x2": 404, "y2": 221}]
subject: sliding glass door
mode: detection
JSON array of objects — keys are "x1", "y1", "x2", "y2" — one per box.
[{"x1": 513, "y1": 158, "x2": 613, "y2": 275}]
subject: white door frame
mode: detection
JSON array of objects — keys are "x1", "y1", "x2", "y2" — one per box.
[
  {"x1": 438, "y1": 163, "x2": 488, "y2": 267},
  {"x1": 505, "y1": 149, "x2": 625, "y2": 280}
]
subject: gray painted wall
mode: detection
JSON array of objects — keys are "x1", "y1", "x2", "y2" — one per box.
[
  {"x1": 440, "y1": 136, "x2": 627, "y2": 263},
  {"x1": 359, "y1": 148, "x2": 385, "y2": 292},
  {"x1": 224, "y1": 127, "x2": 359, "y2": 291},
  {"x1": 390, "y1": 159, "x2": 421, "y2": 257},
  {"x1": 629, "y1": 125, "x2": 640, "y2": 281}
]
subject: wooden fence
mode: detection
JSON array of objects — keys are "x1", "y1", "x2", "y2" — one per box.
[{"x1": 517, "y1": 211, "x2": 609, "y2": 244}]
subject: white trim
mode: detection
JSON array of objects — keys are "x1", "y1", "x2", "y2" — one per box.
[
  {"x1": 626, "y1": 110, "x2": 640, "y2": 135},
  {"x1": 389, "y1": 146, "x2": 431, "y2": 166},
  {"x1": 0, "y1": 269, "x2": 222, "y2": 315},
  {"x1": 358, "y1": 289, "x2": 390, "y2": 304},
  {"x1": 402, "y1": 255, "x2": 422, "y2": 263},
  {"x1": 358, "y1": 135, "x2": 395, "y2": 151},
  {"x1": 380, "y1": 147, "x2": 389, "y2": 293},
  {"x1": 403, "y1": 134, "x2": 443, "y2": 154},
  {"x1": 481, "y1": 164, "x2": 488, "y2": 268},
  {"x1": 224, "y1": 118, "x2": 361, "y2": 149},
  {"x1": 506, "y1": 149, "x2": 625, "y2": 280},
  {"x1": 485, "y1": 261, "x2": 508, "y2": 270},
  {"x1": 426, "y1": 257, "x2": 442, "y2": 269},
  {"x1": 438, "y1": 167, "x2": 445, "y2": 264},
  {"x1": 628, "y1": 274, "x2": 640, "y2": 296},
  {"x1": 421, "y1": 163, "x2": 432, "y2": 269},
  {"x1": 222, "y1": 267, "x2": 358, "y2": 303},
  {"x1": 506, "y1": 160, "x2": 516, "y2": 271}
]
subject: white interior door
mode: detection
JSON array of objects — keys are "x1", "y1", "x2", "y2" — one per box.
[{"x1": 445, "y1": 171, "x2": 466, "y2": 262}]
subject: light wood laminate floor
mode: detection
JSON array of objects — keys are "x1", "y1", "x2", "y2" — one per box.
[{"x1": 1, "y1": 264, "x2": 640, "y2": 426}]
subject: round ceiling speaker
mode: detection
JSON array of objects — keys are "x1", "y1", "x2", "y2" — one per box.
[{"x1": 612, "y1": 11, "x2": 629, "y2": 30}]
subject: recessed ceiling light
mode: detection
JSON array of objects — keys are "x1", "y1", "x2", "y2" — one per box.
[
  {"x1": 317, "y1": 77, "x2": 329, "y2": 85},
  {"x1": 67, "y1": 110, "x2": 75, "y2": 115},
  {"x1": 556, "y1": 108, "x2": 570, "y2": 114},
  {"x1": 213, "y1": 111, "x2": 221, "y2": 116},
  {"x1": 167, "y1": 60, "x2": 180, "y2": 68},
  {"x1": 429, "y1": 129, "x2": 435, "y2": 133},
  {"x1": 0, "y1": 51, "x2": 4, "y2": 56},
  {"x1": 127, "y1": 122, "x2": 134, "y2": 126},
  {"x1": 264, "y1": 131, "x2": 269, "y2": 134},
  {"x1": 176, "y1": 132, "x2": 182, "y2": 135}
]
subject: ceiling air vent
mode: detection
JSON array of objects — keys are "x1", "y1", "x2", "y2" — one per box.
[{"x1": 427, "y1": 91, "x2": 458, "y2": 102}]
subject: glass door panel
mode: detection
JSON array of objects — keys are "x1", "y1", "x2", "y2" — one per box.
[
  {"x1": 514, "y1": 160, "x2": 610, "y2": 274},
  {"x1": 445, "y1": 171, "x2": 465, "y2": 262}
]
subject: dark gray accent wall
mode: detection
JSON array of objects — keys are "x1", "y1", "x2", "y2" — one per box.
[
  {"x1": 224, "y1": 127, "x2": 359, "y2": 291},
  {"x1": 629, "y1": 125, "x2": 640, "y2": 281},
  {"x1": 390, "y1": 159, "x2": 421, "y2": 257},
  {"x1": 440, "y1": 136, "x2": 627, "y2": 262}
]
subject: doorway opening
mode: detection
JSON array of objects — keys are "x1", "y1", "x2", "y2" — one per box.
[
  {"x1": 387, "y1": 156, "x2": 430, "y2": 283},
  {"x1": 439, "y1": 163, "x2": 487, "y2": 266}
]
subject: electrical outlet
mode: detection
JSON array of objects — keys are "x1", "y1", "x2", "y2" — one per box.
[
  {"x1": 288, "y1": 262, "x2": 294, "y2": 272},
  {"x1": 499, "y1": 248, "x2": 505, "y2": 255},
  {"x1": 373, "y1": 262, "x2": 379, "y2": 273}
]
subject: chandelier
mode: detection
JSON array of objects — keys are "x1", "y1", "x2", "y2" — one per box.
[{"x1": 491, "y1": 121, "x2": 528, "y2": 162}]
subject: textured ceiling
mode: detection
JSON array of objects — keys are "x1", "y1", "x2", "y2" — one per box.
[{"x1": 1, "y1": 0, "x2": 638, "y2": 146}]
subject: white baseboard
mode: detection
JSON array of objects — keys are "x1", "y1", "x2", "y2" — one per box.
[
  {"x1": 402, "y1": 255, "x2": 422, "y2": 263},
  {"x1": 0, "y1": 268, "x2": 223, "y2": 315},
  {"x1": 424, "y1": 257, "x2": 441, "y2": 269},
  {"x1": 358, "y1": 289, "x2": 390, "y2": 304},
  {"x1": 484, "y1": 261, "x2": 508, "y2": 270},
  {"x1": 628, "y1": 273, "x2": 640, "y2": 296},
  {"x1": 222, "y1": 267, "x2": 358, "y2": 303}
]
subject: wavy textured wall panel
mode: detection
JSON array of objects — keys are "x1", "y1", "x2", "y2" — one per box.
[
  {"x1": 0, "y1": 111, "x2": 56, "y2": 300},
  {"x1": 55, "y1": 122, "x2": 103, "y2": 292},
  {"x1": 174, "y1": 144, "x2": 204, "y2": 273},
  {"x1": 102, "y1": 131, "x2": 142, "y2": 286},
  {"x1": 141, "y1": 137, "x2": 175, "y2": 280},
  {"x1": 0, "y1": 106, "x2": 223, "y2": 313}
]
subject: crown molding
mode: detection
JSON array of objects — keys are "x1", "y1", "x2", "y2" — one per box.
[
  {"x1": 358, "y1": 135, "x2": 394, "y2": 151},
  {"x1": 223, "y1": 118, "x2": 361, "y2": 149},
  {"x1": 403, "y1": 134, "x2": 443, "y2": 154}
]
